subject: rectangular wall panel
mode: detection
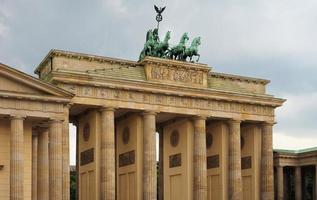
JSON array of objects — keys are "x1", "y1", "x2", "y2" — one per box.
[
  {"x1": 170, "y1": 174, "x2": 182, "y2": 200},
  {"x1": 242, "y1": 176, "x2": 252, "y2": 200},
  {"x1": 207, "y1": 175, "x2": 220, "y2": 200}
]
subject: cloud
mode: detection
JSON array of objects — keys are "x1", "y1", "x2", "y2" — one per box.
[
  {"x1": 100, "y1": 0, "x2": 127, "y2": 14},
  {"x1": 273, "y1": 131, "x2": 317, "y2": 150},
  {"x1": 274, "y1": 92, "x2": 317, "y2": 139}
]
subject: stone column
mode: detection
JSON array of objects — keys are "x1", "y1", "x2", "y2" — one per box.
[
  {"x1": 37, "y1": 129, "x2": 49, "y2": 200},
  {"x1": 74, "y1": 121, "x2": 79, "y2": 200},
  {"x1": 32, "y1": 133, "x2": 38, "y2": 200},
  {"x1": 228, "y1": 119, "x2": 242, "y2": 200},
  {"x1": 158, "y1": 127, "x2": 164, "y2": 200},
  {"x1": 62, "y1": 107, "x2": 70, "y2": 200},
  {"x1": 49, "y1": 119, "x2": 63, "y2": 200},
  {"x1": 100, "y1": 107, "x2": 115, "y2": 200},
  {"x1": 261, "y1": 122, "x2": 274, "y2": 200},
  {"x1": 295, "y1": 166, "x2": 302, "y2": 200},
  {"x1": 10, "y1": 116, "x2": 25, "y2": 200},
  {"x1": 277, "y1": 166, "x2": 284, "y2": 200},
  {"x1": 143, "y1": 111, "x2": 157, "y2": 200},
  {"x1": 193, "y1": 116, "x2": 207, "y2": 200}
]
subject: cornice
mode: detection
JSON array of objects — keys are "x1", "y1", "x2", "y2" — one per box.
[
  {"x1": 50, "y1": 71, "x2": 285, "y2": 107},
  {"x1": 209, "y1": 72, "x2": 270, "y2": 85},
  {"x1": 35, "y1": 49, "x2": 271, "y2": 86},
  {"x1": 140, "y1": 56, "x2": 210, "y2": 72},
  {"x1": 0, "y1": 90, "x2": 72, "y2": 104},
  {"x1": 35, "y1": 49, "x2": 139, "y2": 74},
  {"x1": 0, "y1": 62, "x2": 74, "y2": 98}
]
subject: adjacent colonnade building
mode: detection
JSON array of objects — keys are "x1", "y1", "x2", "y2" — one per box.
[
  {"x1": 274, "y1": 148, "x2": 317, "y2": 200},
  {"x1": 0, "y1": 49, "x2": 285, "y2": 200}
]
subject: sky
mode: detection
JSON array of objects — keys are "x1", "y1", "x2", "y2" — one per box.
[{"x1": 1, "y1": 0, "x2": 317, "y2": 165}]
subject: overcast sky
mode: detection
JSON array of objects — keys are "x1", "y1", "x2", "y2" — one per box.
[{"x1": 1, "y1": 0, "x2": 317, "y2": 165}]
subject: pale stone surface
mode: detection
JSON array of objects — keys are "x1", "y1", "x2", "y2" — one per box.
[
  {"x1": 261, "y1": 122, "x2": 274, "y2": 200},
  {"x1": 0, "y1": 53, "x2": 287, "y2": 200},
  {"x1": 62, "y1": 115, "x2": 70, "y2": 200},
  {"x1": 49, "y1": 120, "x2": 63, "y2": 200},
  {"x1": 276, "y1": 166, "x2": 283, "y2": 200},
  {"x1": 295, "y1": 166, "x2": 302, "y2": 200},
  {"x1": 158, "y1": 129, "x2": 164, "y2": 200},
  {"x1": 10, "y1": 116, "x2": 24, "y2": 200},
  {"x1": 100, "y1": 107, "x2": 115, "y2": 200},
  {"x1": 32, "y1": 134, "x2": 38, "y2": 200},
  {"x1": 193, "y1": 117, "x2": 207, "y2": 200},
  {"x1": 228, "y1": 119, "x2": 242, "y2": 200},
  {"x1": 143, "y1": 111, "x2": 157, "y2": 200},
  {"x1": 37, "y1": 129, "x2": 49, "y2": 200}
]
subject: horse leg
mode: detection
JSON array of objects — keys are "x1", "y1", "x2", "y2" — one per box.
[{"x1": 196, "y1": 54, "x2": 200, "y2": 62}]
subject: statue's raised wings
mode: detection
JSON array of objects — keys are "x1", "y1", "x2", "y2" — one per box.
[{"x1": 154, "y1": 5, "x2": 166, "y2": 14}]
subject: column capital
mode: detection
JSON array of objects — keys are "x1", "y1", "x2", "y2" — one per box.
[
  {"x1": 142, "y1": 110, "x2": 157, "y2": 116},
  {"x1": 261, "y1": 121, "x2": 276, "y2": 126},
  {"x1": 192, "y1": 115, "x2": 208, "y2": 121},
  {"x1": 100, "y1": 106, "x2": 116, "y2": 112},
  {"x1": 65, "y1": 103, "x2": 73, "y2": 109},
  {"x1": 10, "y1": 115, "x2": 26, "y2": 120},
  {"x1": 227, "y1": 118, "x2": 242, "y2": 125},
  {"x1": 48, "y1": 118, "x2": 64, "y2": 124}
]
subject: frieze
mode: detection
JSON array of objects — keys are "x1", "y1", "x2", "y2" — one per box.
[
  {"x1": 0, "y1": 98, "x2": 65, "y2": 113},
  {"x1": 150, "y1": 65, "x2": 204, "y2": 85},
  {"x1": 60, "y1": 84, "x2": 274, "y2": 117}
]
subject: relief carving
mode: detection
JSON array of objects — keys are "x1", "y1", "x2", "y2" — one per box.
[
  {"x1": 80, "y1": 148, "x2": 94, "y2": 166},
  {"x1": 119, "y1": 150, "x2": 135, "y2": 167},
  {"x1": 150, "y1": 66, "x2": 204, "y2": 85}
]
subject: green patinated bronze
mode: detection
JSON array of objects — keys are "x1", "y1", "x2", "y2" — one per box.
[
  {"x1": 139, "y1": 5, "x2": 201, "y2": 62},
  {"x1": 139, "y1": 30, "x2": 201, "y2": 62}
]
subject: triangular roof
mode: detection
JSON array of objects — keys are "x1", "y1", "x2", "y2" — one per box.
[{"x1": 0, "y1": 62, "x2": 73, "y2": 102}]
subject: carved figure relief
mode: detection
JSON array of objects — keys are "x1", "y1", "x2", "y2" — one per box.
[
  {"x1": 170, "y1": 130, "x2": 179, "y2": 147},
  {"x1": 83, "y1": 123, "x2": 90, "y2": 142},
  {"x1": 122, "y1": 127, "x2": 130, "y2": 145},
  {"x1": 206, "y1": 132, "x2": 213, "y2": 149}
]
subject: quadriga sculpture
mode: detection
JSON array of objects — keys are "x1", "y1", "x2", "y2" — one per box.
[{"x1": 139, "y1": 29, "x2": 201, "y2": 63}]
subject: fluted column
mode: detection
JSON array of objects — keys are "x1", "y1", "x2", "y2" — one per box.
[
  {"x1": 62, "y1": 107, "x2": 70, "y2": 200},
  {"x1": 295, "y1": 166, "x2": 302, "y2": 200},
  {"x1": 158, "y1": 127, "x2": 164, "y2": 200},
  {"x1": 10, "y1": 116, "x2": 25, "y2": 200},
  {"x1": 32, "y1": 133, "x2": 38, "y2": 200},
  {"x1": 49, "y1": 119, "x2": 63, "y2": 200},
  {"x1": 100, "y1": 107, "x2": 115, "y2": 200},
  {"x1": 193, "y1": 116, "x2": 207, "y2": 200},
  {"x1": 277, "y1": 166, "x2": 284, "y2": 200},
  {"x1": 143, "y1": 111, "x2": 157, "y2": 200},
  {"x1": 228, "y1": 119, "x2": 242, "y2": 200},
  {"x1": 37, "y1": 129, "x2": 49, "y2": 200},
  {"x1": 261, "y1": 122, "x2": 274, "y2": 200}
]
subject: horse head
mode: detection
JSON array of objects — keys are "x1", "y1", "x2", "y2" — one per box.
[
  {"x1": 180, "y1": 33, "x2": 189, "y2": 44},
  {"x1": 192, "y1": 37, "x2": 201, "y2": 47},
  {"x1": 164, "y1": 31, "x2": 171, "y2": 42}
]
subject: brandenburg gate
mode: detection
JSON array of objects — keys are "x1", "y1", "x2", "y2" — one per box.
[{"x1": 33, "y1": 48, "x2": 283, "y2": 200}]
